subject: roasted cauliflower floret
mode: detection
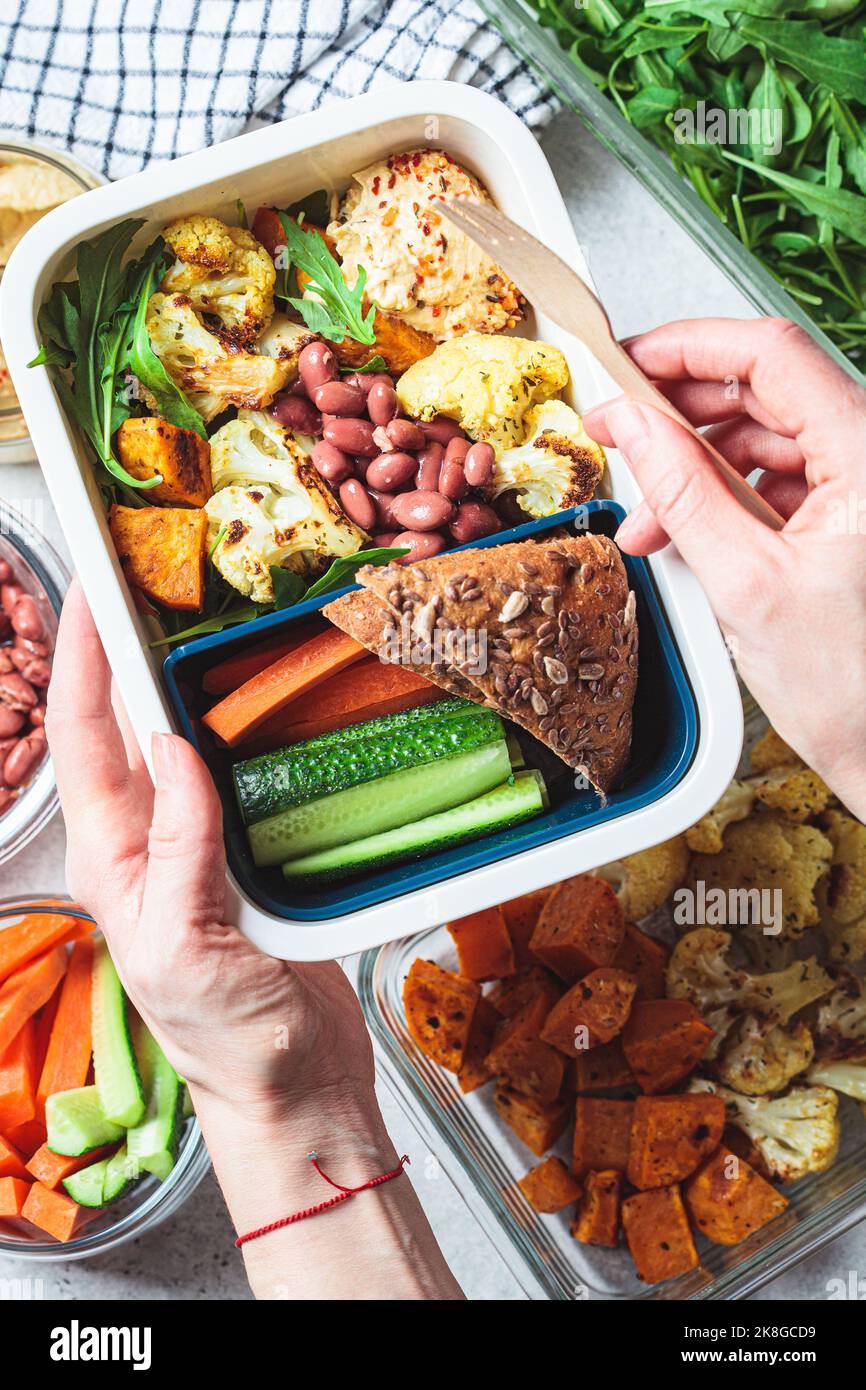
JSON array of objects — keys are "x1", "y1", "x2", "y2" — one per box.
[
  {"x1": 396, "y1": 334, "x2": 569, "y2": 455},
  {"x1": 257, "y1": 313, "x2": 316, "y2": 374},
  {"x1": 691, "y1": 1078, "x2": 840, "y2": 1183},
  {"x1": 686, "y1": 779, "x2": 756, "y2": 854},
  {"x1": 594, "y1": 834, "x2": 689, "y2": 921},
  {"x1": 161, "y1": 216, "x2": 275, "y2": 342},
  {"x1": 487, "y1": 398, "x2": 604, "y2": 518},
  {"x1": 749, "y1": 764, "x2": 833, "y2": 824},
  {"x1": 667, "y1": 928, "x2": 832, "y2": 1048},
  {"x1": 205, "y1": 411, "x2": 366, "y2": 603},
  {"x1": 688, "y1": 815, "x2": 833, "y2": 938},
  {"x1": 750, "y1": 726, "x2": 798, "y2": 773},
  {"x1": 715, "y1": 1014, "x2": 814, "y2": 1096},
  {"x1": 818, "y1": 810, "x2": 866, "y2": 966},
  {"x1": 146, "y1": 293, "x2": 291, "y2": 423},
  {"x1": 814, "y1": 976, "x2": 866, "y2": 1059},
  {"x1": 807, "y1": 1059, "x2": 866, "y2": 1110}
]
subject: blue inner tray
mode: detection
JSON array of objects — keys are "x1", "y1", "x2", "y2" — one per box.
[{"x1": 162, "y1": 503, "x2": 698, "y2": 920}]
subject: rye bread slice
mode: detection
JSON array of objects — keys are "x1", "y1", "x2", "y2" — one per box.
[{"x1": 353, "y1": 534, "x2": 637, "y2": 794}]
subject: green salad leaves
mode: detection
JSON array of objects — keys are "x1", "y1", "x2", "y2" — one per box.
[{"x1": 277, "y1": 211, "x2": 376, "y2": 346}]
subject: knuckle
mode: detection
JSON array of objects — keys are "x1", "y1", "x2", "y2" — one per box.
[{"x1": 762, "y1": 317, "x2": 811, "y2": 356}]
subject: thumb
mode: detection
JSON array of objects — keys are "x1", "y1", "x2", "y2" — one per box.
[
  {"x1": 142, "y1": 733, "x2": 227, "y2": 930},
  {"x1": 601, "y1": 400, "x2": 775, "y2": 610}
]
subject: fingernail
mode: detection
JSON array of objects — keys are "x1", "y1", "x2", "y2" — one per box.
[
  {"x1": 606, "y1": 402, "x2": 649, "y2": 460},
  {"x1": 615, "y1": 510, "x2": 639, "y2": 547},
  {"x1": 151, "y1": 732, "x2": 176, "y2": 783}
]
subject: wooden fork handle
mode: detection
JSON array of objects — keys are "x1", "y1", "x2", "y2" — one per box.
[{"x1": 594, "y1": 336, "x2": 785, "y2": 531}]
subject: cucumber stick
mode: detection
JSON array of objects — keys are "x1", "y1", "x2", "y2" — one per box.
[
  {"x1": 92, "y1": 938, "x2": 145, "y2": 1129},
  {"x1": 127, "y1": 1022, "x2": 182, "y2": 1181},
  {"x1": 282, "y1": 770, "x2": 547, "y2": 885},
  {"x1": 46, "y1": 1086, "x2": 125, "y2": 1157},
  {"x1": 249, "y1": 740, "x2": 512, "y2": 868},
  {"x1": 277, "y1": 697, "x2": 471, "y2": 754},
  {"x1": 235, "y1": 706, "x2": 503, "y2": 824},
  {"x1": 63, "y1": 1144, "x2": 137, "y2": 1207}
]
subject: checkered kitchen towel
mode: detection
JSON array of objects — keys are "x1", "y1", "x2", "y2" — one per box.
[{"x1": 0, "y1": 0, "x2": 558, "y2": 180}]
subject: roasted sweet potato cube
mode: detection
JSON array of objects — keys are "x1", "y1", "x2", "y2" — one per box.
[
  {"x1": 447, "y1": 906, "x2": 515, "y2": 982},
  {"x1": 621, "y1": 1185, "x2": 699, "y2": 1285},
  {"x1": 627, "y1": 1094, "x2": 726, "y2": 1190},
  {"x1": 109, "y1": 505, "x2": 207, "y2": 612},
  {"x1": 621, "y1": 1000, "x2": 714, "y2": 1094},
  {"x1": 519, "y1": 1156, "x2": 582, "y2": 1214},
  {"x1": 334, "y1": 308, "x2": 436, "y2": 375},
  {"x1": 485, "y1": 994, "x2": 565, "y2": 1103},
  {"x1": 614, "y1": 923, "x2": 670, "y2": 1000},
  {"x1": 116, "y1": 417, "x2": 212, "y2": 506},
  {"x1": 721, "y1": 1123, "x2": 773, "y2": 1181},
  {"x1": 495, "y1": 1084, "x2": 569, "y2": 1157},
  {"x1": 457, "y1": 996, "x2": 500, "y2": 1095},
  {"x1": 571, "y1": 1169, "x2": 621, "y2": 1248},
  {"x1": 572, "y1": 1097, "x2": 633, "y2": 1177},
  {"x1": 501, "y1": 890, "x2": 551, "y2": 969},
  {"x1": 572, "y1": 1038, "x2": 636, "y2": 1093},
  {"x1": 684, "y1": 1147, "x2": 789, "y2": 1246},
  {"x1": 488, "y1": 965, "x2": 562, "y2": 1019},
  {"x1": 541, "y1": 968, "x2": 637, "y2": 1056},
  {"x1": 530, "y1": 874, "x2": 625, "y2": 982},
  {"x1": 403, "y1": 959, "x2": 480, "y2": 1073}
]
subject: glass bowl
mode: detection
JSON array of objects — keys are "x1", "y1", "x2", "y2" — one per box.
[
  {"x1": 0, "y1": 898, "x2": 211, "y2": 1261},
  {"x1": 0, "y1": 139, "x2": 104, "y2": 463},
  {"x1": 0, "y1": 502, "x2": 69, "y2": 865}
]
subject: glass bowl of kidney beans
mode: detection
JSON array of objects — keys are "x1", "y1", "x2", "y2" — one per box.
[
  {"x1": 269, "y1": 342, "x2": 506, "y2": 567},
  {"x1": 0, "y1": 503, "x2": 68, "y2": 863}
]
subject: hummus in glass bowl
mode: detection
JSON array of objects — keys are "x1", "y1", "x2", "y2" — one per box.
[
  {"x1": 0, "y1": 141, "x2": 103, "y2": 460},
  {"x1": 328, "y1": 148, "x2": 522, "y2": 341}
]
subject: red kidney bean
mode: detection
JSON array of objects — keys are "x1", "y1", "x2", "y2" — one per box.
[
  {"x1": 391, "y1": 490, "x2": 454, "y2": 532},
  {"x1": 439, "y1": 459, "x2": 468, "y2": 502},
  {"x1": 366, "y1": 452, "x2": 417, "y2": 492},
  {"x1": 445, "y1": 436, "x2": 471, "y2": 466},
  {"x1": 1, "y1": 584, "x2": 24, "y2": 612},
  {"x1": 311, "y1": 380, "x2": 367, "y2": 417},
  {"x1": 367, "y1": 381, "x2": 399, "y2": 426},
  {"x1": 372, "y1": 531, "x2": 400, "y2": 548},
  {"x1": 0, "y1": 672, "x2": 37, "y2": 711},
  {"x1": 0, "y1": 789, "x2": 16, "y2": 814},
  {"x1": 415, "y1": 441, "x2": 444, "y2": 491},
  {"x1": 298, "y1": 340, "x2": 338, "y2": 393},
  {"x1": 311, "y1": 439, "x2": 353, "y2": 484},
  {"x1": 464, "y1": 440, "x2": 495, "y2": 489},
  {"x1": 0, "y1": 706, "x2": 25, "y2": 738},
  {"x1": 269, "y1": 393, "x2": 322, "y2": 434},
  {"x1": 0, "y1": 651, "x2": 14, "y2": 674},
  {"x1": 0, "y1": 558, "x2": 12, "y2": 583},
  {"x1": 339, "y1": 478, "x2": 377, "y2": 531},
  {"x1": 385, "y1": 418, "x2": 425, "y2": 452},
  {"x1": 364, "y1": 373, "x2": 395, "y2": 391},
  {"x1": 11, "y1": 596, "x2": 45, "y2": 643},
  {"x1": 392, "y1": 530, "x2": 447, "y2": 565},
  {"x1": 367, "y1": 489, "x2": 400, "y2": 529},
  {"x1": 449, "y1": 500, "x2": 502, "y2": 544},
  {"x1": 28, "y1": 724, "x2": 47, "y2": 746},
  {"x1": 19, "y1": 657, "x2": 50, "y2": 688},
  {"x1": 29, "y1": 704, "x2": 46, "y2": 727},
  {"x1": 419, "y1": 415, "x2": 464, "y2": 446},
  {"x1": 3, "y1": 735, "x2": 44, "y2": 788},
  {"x1": 323, "y1": 416, "x2": 378, "y2": 457},
  {"x1": 14, "y1": 634, "x2": 50, "y2": 658},
  {"x1": 342, "y1": 372, "x2": 373, "y2": 396}
]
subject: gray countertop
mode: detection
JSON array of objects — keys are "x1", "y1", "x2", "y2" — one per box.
[{"x1": 0, "y1": 103, "x2": 862, "y2": 1302}]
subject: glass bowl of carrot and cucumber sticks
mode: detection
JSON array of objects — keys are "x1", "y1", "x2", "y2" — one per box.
[{"x1": 0, "y1": 898, "x2": 210, "y2": 1261}]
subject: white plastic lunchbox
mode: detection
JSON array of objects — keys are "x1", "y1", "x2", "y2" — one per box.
[{"x1": 1, "y1": 81, "x2": 741, "y2": 960}]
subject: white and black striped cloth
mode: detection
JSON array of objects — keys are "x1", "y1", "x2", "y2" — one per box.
[{"x1": 0, "y1": 0, "x2": 558, "y2": 180}]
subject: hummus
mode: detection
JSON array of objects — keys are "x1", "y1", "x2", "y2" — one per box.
[
  {"x1": 0, "y1": 153, "x2": 82, "y2": 422},
  {"x1": 328, "y1": 149, "x2": 522, "y2": 340}
]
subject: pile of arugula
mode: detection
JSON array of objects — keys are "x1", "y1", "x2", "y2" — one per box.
[{"x1": 528, "y1": 0, "x2": 866, "y2": 363}]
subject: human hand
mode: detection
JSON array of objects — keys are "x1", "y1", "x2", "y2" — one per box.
[
  {"x1": 45, "y1": 578, "x2": 376, "y2": 1120},
  {"x1": 582, "y1": 318, "x2": 866, "y2": 818}
]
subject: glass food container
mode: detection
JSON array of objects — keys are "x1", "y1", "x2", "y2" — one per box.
[
  {"x1": 480, "y1": 0, "x2": 865, "y2": 385},
  {"x1": 0, "y1": 139, "x2": 104, "y2": 462},
  {"x1": 0, "y1": 899, "x2": 210, "y2": 1262}
]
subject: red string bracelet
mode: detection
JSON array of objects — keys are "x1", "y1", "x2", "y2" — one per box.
[{"x1": 234, "y1": 1150, "x2": 411, "y2": 1248}]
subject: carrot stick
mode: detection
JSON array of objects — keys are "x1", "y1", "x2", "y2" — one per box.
[
  {"x1": 0, "y1": 1017, "x2": 38, "y2": 1131},
  {"x1": 36, "y1": 937, "x2": 94, "y2": 1126},
  {"x1": 203, "y1": 627, "x2": 367, "y2": 747},
  {"x1": 0, "y1": 1175, "x2": 31, "y2": 1219},
  {"x1": 26, "y1": 1141, "x2": 117, "y2": 1191},
  {"x1": 21, "y1": 1181, "x2": 98, "y2": 1242},
  {"x1": 6, "y1": 1118, "x2": 47, "y2": 1159},
  {"x1": 0, "y1": 1132, "x2": 29, "y2": 1180},
  {"x1": 202, "y1": 624, "x2": 321, "y2": 695},
  {"x1": 34, "y1": 988, "x2": 61, "y2": 1077},
  {"x1": 0, "y1": 914, "x2": 92, "y2": 986},
  {"x1": 0, "y1": 949, "x2": 67, "y2": 1056}
]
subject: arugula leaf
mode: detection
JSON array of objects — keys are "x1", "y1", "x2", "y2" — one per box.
[
  {"x1": 269, "y1": 566, "x2": 305, "y2": 609},
  {"x1": 342, "y1": 354, "x2": 388, "y2": 375},
  {"x1": 149, "y1": 604, "x2": 264, "y2": 647},
  {"x1": 737, "y1": 18, "x2": 866, "y2": 104},
  {"x1": 303, "y1": 547, "x2": 410, "y2": 601},
  {"x1": 277, "y1": 212, "x2": 376, "y2": 346},
  {"x1": 723, "y1": 151, "x2": 866, "y2": 244},
  {"x1": 129, "y1": 262, "x2": 208, "y2": 438}
]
